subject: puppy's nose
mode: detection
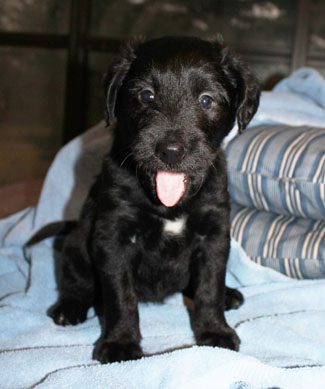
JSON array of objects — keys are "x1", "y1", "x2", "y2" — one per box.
[{"x1": 156, "y1": 142, "x2": 185, "y2": 165}]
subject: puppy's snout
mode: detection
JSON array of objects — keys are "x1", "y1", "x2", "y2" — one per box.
[{"x1": 156, "y1": 141, "x2": 185, "y2": 165}]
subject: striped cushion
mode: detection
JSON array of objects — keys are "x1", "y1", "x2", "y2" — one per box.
[
  {"x1": 231, "y1": 203, "x2": 325, "y2": 279},
  {"x1": 225, "y1": 125, "x2": 325, "y2": 220}
]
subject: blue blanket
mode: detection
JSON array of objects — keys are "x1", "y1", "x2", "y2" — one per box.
[{"x1": 1, "y1": 69, "x2": 325, "y2": 388}]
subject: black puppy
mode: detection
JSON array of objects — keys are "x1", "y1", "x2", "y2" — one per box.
[{"x1": 50, "y1": 36, "x2": 260, "y2": 364}]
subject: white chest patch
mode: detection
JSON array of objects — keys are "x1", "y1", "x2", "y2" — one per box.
[{"x1": 162, "y1": 216, "x2": 187, "y2": 236}]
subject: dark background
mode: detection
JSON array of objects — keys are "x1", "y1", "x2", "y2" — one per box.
[{"x1": 0, "y1": 0, "x2": 324, "y2": 187}]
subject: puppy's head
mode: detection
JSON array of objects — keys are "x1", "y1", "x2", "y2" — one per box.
[{"x1": 105, "y1": 36, "x2": 260, "y2": 208}]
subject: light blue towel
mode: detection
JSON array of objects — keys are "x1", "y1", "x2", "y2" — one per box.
[
  {"x1": 1, "y1": 69, "x2": 325, "y2": 388},
  {"x1": 252, "y1": 67, "x2": 325, "y2": 128},
  {"x1": 224, "y1": 68, "x2": 325, "y2": 145},
  {"x1": 1, "y1": 214, "x2": 325, "y2": 388}
]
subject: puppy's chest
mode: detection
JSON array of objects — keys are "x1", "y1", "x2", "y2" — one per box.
[
  {"x1": 130, "y1": 215, "x2": 188, "y2": 248},
  {"x1": 161, "y1": 216, "x2": 188, "y2": 237},
  {"x1": 130, "y1": 214, "x2": 191, "y2": 300}
]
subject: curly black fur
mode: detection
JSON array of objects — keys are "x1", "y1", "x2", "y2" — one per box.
[{"x1": 49, "y1": 36, "x2": 260, "y2": 364}]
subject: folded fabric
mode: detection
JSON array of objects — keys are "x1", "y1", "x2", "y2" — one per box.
[
  {"x1": 225, "y1": 124, "x2": 325, "y2": 221},
  {"x1": 224, "y1": 68, "x2": 325, "y2": 280},
  {"x1": 230, "y1": 202, "x2": 325, "y2": 279},
  {"x1": 274, "y1": 67, "x2": 325, "y2": 108},
  {"x1": 248, "y1": 68, "x2": 325, "y2": 130}
]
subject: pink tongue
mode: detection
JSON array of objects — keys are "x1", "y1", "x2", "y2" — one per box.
[{"x1": 156, "y1": 171, "x2": 186, "y2": 207}]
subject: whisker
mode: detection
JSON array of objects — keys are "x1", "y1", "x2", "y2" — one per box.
[
  {"x1": 120, "y1": 152, "x2": 134, "y2": 167},
  {"x1": 190, "y1": 174, "x2": 205, "y2": 198},
  {"x1": 210, "y1": 161, "x2": 217, "y2": 171}
]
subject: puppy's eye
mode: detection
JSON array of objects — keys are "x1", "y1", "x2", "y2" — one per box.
[
  {"x1": 139, "y1": 89, "x2": 155, "y2": 103},
  {"x1": 199, "y1": 94, "x2": 214, "y2": 109}
]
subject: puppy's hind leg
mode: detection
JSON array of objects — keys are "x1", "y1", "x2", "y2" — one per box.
[
  {"x1": 225, "y1": 287, "x2": 244, "y2": 311},
  {"x1": 49, "y1": 224, "x2": 94, "y2": 326},
  {"x1": 184, "y1": 286, "x2": 244, "y2": 311}
]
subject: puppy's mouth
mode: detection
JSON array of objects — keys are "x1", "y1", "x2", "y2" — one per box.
[{"x1": 155, "y1": 170, "x2": 188, "y2": 207}]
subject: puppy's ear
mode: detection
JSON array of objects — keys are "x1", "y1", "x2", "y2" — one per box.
[
  {"x1": 103, "y1": 39, "x2": 141, "y2": 125},
  {"x1": 221, "y1": 47, "x2": 260, "y2": 133}
]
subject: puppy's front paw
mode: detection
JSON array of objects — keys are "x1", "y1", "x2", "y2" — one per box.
[
  {"x1": 48, "y1": 299, "x2": 88, "y2": 326},
  {"x1": 196, "y1": 326, "x2": 240, "y2": 351},
  {"x1": 93, "y1": 340, "x2": 143, "y2": 364}
]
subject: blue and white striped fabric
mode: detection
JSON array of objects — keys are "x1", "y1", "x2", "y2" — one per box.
[
  {"x1": 230, "y1": 203, "x2": 325, "y2": 279},
  {"x1": 225, "y1": 125, "x2": 325, "y2": 220}
]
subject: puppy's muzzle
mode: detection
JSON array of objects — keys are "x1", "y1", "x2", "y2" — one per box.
[{"x1": 156, "y1": 141, "x2": 185, "y2": 166}]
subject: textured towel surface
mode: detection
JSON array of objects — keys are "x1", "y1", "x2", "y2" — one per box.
[
  {"x1": 223, "y1": 67, "x2": 325, "y2": 145},
  {"x1": 1, "y1": 219, "x2": 325, "y2": 388},
  {"x1": 1, "y1": 70, "x2": 325, "y2": 388},
  {"x1": 252, "y1": 68, "x2": 325, "y2": 128}
]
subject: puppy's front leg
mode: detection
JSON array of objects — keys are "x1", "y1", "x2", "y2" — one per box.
[
  {"x1": 92, "y1": 230, "x2": 143, "y2": 364},
  {"x1": 191, "y1": 213, "x2": 240, "y2": 351}
]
